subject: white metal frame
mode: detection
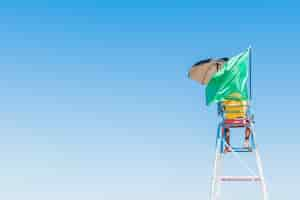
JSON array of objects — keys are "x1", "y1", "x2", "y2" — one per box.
[{"x1": 210, "y1": 121, "x2": 268, "y2": 200}]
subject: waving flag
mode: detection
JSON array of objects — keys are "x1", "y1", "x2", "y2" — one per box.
[{"x1": 205, "y1": 49, "x2": 250, "y2": 105}]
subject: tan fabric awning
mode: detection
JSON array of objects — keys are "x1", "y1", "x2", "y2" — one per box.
[{"x1": 188, "y1": 58, "x2": 227, "y2": 85}]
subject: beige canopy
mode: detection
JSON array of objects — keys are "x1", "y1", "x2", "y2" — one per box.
[{"x1": 188, "y1": 58, "x2": 228, "y2": 85}]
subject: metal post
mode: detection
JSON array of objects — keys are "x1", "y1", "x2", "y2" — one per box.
[
  {"x1": 255, "y1": 148, "x2": 269, "y2": 200},
  {"x1": 210, "y1": 123, "x2": 223, "y2": 200},
  {"x1": 252, "y1": 126, "x2": 269, "y2": 200},
  {"x1": 249, "y1": 46, "x2": 253, "y2": 101}
]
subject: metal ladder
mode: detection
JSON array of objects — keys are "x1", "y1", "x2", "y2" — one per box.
[{"x1": 210, "y1": 121, "x2": 268, "y2": 200}]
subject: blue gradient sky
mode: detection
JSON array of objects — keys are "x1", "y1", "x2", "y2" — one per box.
[{"x1": 0, "y1": 1, "x2": 299, "y2": 199}]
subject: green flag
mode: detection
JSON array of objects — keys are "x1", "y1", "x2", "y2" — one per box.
[{"x1": 205, "y1": 49, "x2": 250, "y2": 105}]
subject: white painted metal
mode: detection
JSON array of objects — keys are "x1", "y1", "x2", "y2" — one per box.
[
  {"x1": 210, "y1": 123, "x2": 268, "y2": 200},
  {"x1": 210, "y1": 124, "x2": 222, "y2": 200},
  {"x1": 252, "y1": 125, "x2": 269, "y2": 200}
]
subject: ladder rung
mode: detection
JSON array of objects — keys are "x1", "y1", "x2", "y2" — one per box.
[
  {"x1": 219, "y1": 176, "x2": 261, "y2": 182},
  {"x1": 231, "y1": 147, "x2": 252, "y2": 152}
]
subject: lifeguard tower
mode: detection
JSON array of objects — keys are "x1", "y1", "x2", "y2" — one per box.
[{"x1": 188, "y1": 48, "x2": 268, "y2": 200}]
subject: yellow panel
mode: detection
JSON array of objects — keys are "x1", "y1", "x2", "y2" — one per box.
[
  {"x1": 223, "y1": 100, "x2": 247, "y2": 106},
  {"x1": 225, "y1": 112, "x2": 246, "y2": 119},
  {"x1": 222, "y1": 100, "x2": 248, "y2": 119}
]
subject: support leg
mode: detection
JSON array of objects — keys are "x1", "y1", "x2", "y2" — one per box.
[
  {"x1": 210, "y1": 124, "x2": 223, "y2": 200},
  {"x1": 255, "y1": 148, "x2": 269, "y2": 200},
  {"x1": 210, "y1": 145, "x2": 222, "y2": 200},
  {"x1": 251, "y1": 125, "x2": 268, "y2": 200}
]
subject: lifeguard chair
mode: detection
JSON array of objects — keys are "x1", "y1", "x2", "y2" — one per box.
[
  {"x1": 211, "y1": 98, "x2": 268, "y2": 200},
  {"x1": 188, "y1": 48, "x2": 268, "y2": 200},
  {"x1": 212, "y1": 74, "x2": 268, "y2": 199}
]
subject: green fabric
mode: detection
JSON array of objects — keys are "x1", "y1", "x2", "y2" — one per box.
[{"x1": 205, "y1": 49, "x2": 249, "y2": 105}]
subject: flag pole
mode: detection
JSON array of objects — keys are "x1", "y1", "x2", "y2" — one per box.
[{"x1": 249, "y1": 46, "x2": 252, "y2": 101}]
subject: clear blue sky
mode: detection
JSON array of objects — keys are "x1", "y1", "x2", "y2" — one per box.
[{"x1": 0, "y1": 0, "x2": 299, "y2": 199}]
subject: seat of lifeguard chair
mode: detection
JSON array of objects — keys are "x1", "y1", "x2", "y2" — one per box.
[{"x1": 223, "y1": 118, "x2": 250, "y2": 128}]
